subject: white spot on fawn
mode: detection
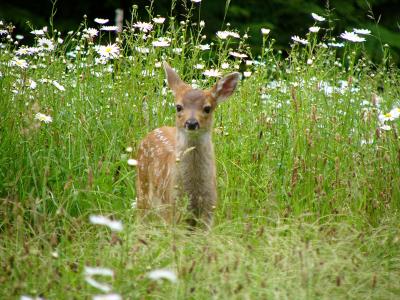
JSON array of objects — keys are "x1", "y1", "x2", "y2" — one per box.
[{"x1": 127, "y1": 158, "x2": 138, "y2": 166}]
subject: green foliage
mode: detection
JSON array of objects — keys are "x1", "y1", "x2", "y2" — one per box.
[
  {"x1": 1, "y1": 0, "x2": 400, "y2": 63},
  {"x1": 1, "y1": 3, "x2": 400, "y2": 299}
]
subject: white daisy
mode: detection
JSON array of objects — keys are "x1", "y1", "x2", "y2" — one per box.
[
  {"x1": 28, "y1": 47, "x2": 40, "y2": 54},
  {"x1": 229, "y1": 32, "x2": 240, "y2": 38},
  {"x1": 197, "y1": 44, "x2": 210, "y2": 51},
  {"x1": 291, "y1": 35, "x2": 308, "y2": 45},
  {"x1": 84, "y1": 28, "x2": 99, "y2": 37},
  {"x1": 172, "y1": 48, "x2": 183, "y2": 54},
  {"x1": 243, "y1": 71, "x2": 252, "y2": 77},
  {"x1": 261, "y1": 28, "x2": 270, "y2": 35},
  {"x1": 390, "y1": 107, "x2": 400, "y2": 119},
  {"x1": 28, "y1": 79, "x2": 37, "y2": 89},
  {"x1": 35, "y1": 113, "x2": 52, "y2": 123},
  {"x1": 38, "y1": 38, "x2": 55, "y2": 51},
  {"x1": 311, "y1": 13, "x2": 325, "y2": 22},
  {"x1": 135, "y1": 47, "x2": 150, "y2": 54},
  {"x1": 152, "y1": 38, "x2": 170, "y2": 47},
  {"x1": 153, "y1": 17, "x2": 166, "y2": 24},
  {"x1": 309, "y1": 26, "x2": 320, "y2": 33},
  {"x1": 96, "y1": 43, "x2": 120, "y2": 59},
  {"x1": 94, "y1": 18, "x2": 109, "y2": 24},
  {"x1": 203, "y1": 69, "x2": 222, "y2": 77},
  {"x1": 216, "y1": 30, "x2": 240, "y2": 39},
  {"x1": 216, "y1": 31, "x2": 229, "y2": 39},
  {"x1": 379, "y1": 110, "x2": 399, "y2": 123},
  {"x1": 353, "y1": 28, "x2": 371, "y2": 35},
  {"x1": 95, "y1": 57, "x2": 108, "y2": 65},
  {"x1": 15, "y1": 47, "x2": 31, "y2": 56},
  {"x1": 221, "y1": 62, "x2": 229, "y2": 69},
  {"x1": 360, "y1": 139, "x2": 374, "y2": 146},
  {"x1": 229, "y1": 51, "x2": 248, "y2": 58},
  {"x1": 340, "y1": 31, "x2": 365, "y2": 42},
  {"x1": 30, "y1": 29, "x2": 46, "y2": 36},
  {"x1": 328, "y1": 42, "x2": 345, "y2": 48},
  {"x1": 100, "y1": 26, "x2": 119, "y2": 32},
  {"x1": 133, "y1": 22, "x2": 153, "y2": 32},
  {"x1": 380, "y1": 124, "x2": 391, "y2": 131},
  {"x1": 194, "y1": 64, "x2": 204, "y2": 70},
  {"x1": 11, "y1": 57, "x2": 28, "y2": 69}
]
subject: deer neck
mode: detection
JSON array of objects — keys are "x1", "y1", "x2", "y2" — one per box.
[
  {"x1": 176, "y1": 129, "x2": 215, "y2": 182},
  {"x1": 176, "y1": 128, "x2": 214, "y2": 167},
  {"x1": 175, "y1": 128, "x2": 216, "y2": 203}
]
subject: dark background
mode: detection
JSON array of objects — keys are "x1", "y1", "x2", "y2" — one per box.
[{"x1": 1, "y1": 0, "x2": 400, "y2": 62}]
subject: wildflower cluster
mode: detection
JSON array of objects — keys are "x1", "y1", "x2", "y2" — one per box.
[
  {"x1": 291, "y1": 12, "x2": 371, "y2": 48},
  {"x1": 378, "y1": 107, "x2": 400, "y2": 131}
]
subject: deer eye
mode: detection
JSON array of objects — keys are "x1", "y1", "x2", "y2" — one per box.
[
  {"x1": 176, "y1": 104, "x2": 183, "y2": 112},
  {"x1": 203, "y1": 105, "x2": 212, "y2": 114}
]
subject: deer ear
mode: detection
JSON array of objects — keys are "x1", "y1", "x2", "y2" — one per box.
[
  {"x1": 163, "y1": 62, "x2": 186, "y2": 95},
  {"x1": 211, "y1": 72, "x2": 240, "y2": 104}
]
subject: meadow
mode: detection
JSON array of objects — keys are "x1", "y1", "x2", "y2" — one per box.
[{"x1": 0, "y1": 4, "x2": 399, "y2": 299}]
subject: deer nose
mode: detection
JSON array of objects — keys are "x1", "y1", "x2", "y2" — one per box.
[{"x1": 185, "y1": 118, "x2": 200, "y2": 130}]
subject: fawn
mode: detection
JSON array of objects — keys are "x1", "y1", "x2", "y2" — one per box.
[{"x1": 136, "y1": 62, "x2": 240, "y2": 227}]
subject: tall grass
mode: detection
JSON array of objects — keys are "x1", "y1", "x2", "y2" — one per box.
[{"x1": 0, "y1": 4, "x2": 399, "y2": 299}]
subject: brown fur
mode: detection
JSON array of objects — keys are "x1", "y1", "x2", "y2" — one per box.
[{"x1": 136, "y1": 62, "x2": 240, "y2": 227}]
